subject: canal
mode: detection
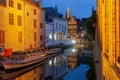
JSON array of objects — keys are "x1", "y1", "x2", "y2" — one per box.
[{"x1": 0, "y1": 48, "x2": 90, "y2": 80}]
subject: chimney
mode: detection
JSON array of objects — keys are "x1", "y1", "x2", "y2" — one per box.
[{"x1": 39, "y1": 0, "x2": 42, "y2": 8}]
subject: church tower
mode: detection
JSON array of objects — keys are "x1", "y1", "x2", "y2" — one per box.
[{"x1": 65, "y1": 7, "x2": 71, "y2": 20}]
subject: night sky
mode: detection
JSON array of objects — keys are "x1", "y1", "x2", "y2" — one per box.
[{"x1": 37, "y1": 0, "x2": 96, "y2": 18}]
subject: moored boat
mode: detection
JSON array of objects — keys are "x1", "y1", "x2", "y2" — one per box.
[
  {"x1": 0, "y1": 48, "x2": 61, "y2": 71},
  {"x1": 1, "y1": 53, "x2": 46, "y2": 70}
]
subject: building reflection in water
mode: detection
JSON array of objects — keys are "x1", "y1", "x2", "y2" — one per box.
[
  {"x1": 2, "y1": 61, "x2": 45, "y2": 80},
  {"x1": 45, "y1": 52, "x2": 68, "y2": 80}
]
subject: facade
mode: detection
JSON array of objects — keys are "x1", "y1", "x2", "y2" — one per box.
[
  {"x1": 94, "y1": 0, "x2": 120, "y2": 80},
  {"x1": 44, "y1": 7, "x2": 68, "y2": 48},
  {"x1": 65, "y1": 8, "x2": 83, "y2": 43},
  {"x1": 68, "y1": 16, "x2": 78, "y2": 40},
  {"x1": 45, "y1": 22, "x2": 53, "y2": 47},
  {"x1": 0, "y1": 0, "x2": 45, "y2": 56}
]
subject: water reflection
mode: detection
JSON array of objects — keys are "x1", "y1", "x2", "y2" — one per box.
[
  {"x1": 63, "y1": 64, "x2": 90, "y2": 80},
  {"x1": 45, "y1": 49, "x2": 70, "y2": 80},
  {"x1": 1, "y1": 61, "x2": 45, "y2": 80},
  {"x1": 0, "y1": 48, "x2": 88, "y2": 80}
]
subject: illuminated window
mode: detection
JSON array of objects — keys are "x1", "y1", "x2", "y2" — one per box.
[
  {"x1": 49, "y1": 60, "x2": 52, "y2": 66},
  {"x1": 40, "y1": 35, "x2": 43, "y2": 41},
  {"x1": 34, "y1": 19, "x2": 37, "y2": 28},
  {"x1": 9, "y1": 0, "x2": 14, "y2": 7},
  {"x1": 34, "y1": 32, "x2": 37, "y2": 41},
  {"x1": 9, "y1": 13, "x2": 14, "y2": 25},
  {"x1": 0, "y1": 30, "x2": 5, "y2": 44},
  {"x1": 40, "y1": 23, "x2": 43, "y2": 29},
  {"x1": 49, "y1": 33, "x2": 52, "y2": 40},
  {"x1": 54, "y1": 33, "x2": 57, "y2": 40},
  {"x1": 18, "y1": 15, "x2": 22, "y2": 26},
  {"x1": 34, "y1": 9, "x2": 36, "y2": 15},
  {"x1": 18, "y1": 32, "x2": 22, "y2": 42},
  {"x1": 17, "y1": 3, "x2": 21, "y2": 10}
]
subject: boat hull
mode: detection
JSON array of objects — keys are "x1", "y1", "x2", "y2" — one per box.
[{"x1": 3, "y1": 58, "x2": 45, "y2": 70}]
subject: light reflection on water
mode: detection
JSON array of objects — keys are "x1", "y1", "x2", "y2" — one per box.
[{"x1": 0, "y1": 48, "x2": 85, "y2": 80}]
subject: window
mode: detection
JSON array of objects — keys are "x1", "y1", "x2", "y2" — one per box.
[
  {"x1": 34, "y1": 32, "x2": 37, "y2": 41},
  {"x1": 27, "y1": 12, "x2": 29, "y2": 16},
  {"x1": 18, "y1": 15, "x2": 22, "y2": 26},
  {"x1": 34, "y1": 19, "x2": 37, "y2": 28},
  {"x1": 65, "y1": 26, "x2": 66, "y2": 31},
  {"x1": 9, "y1": 13, "x2": 14, "y2": 25},
  {"x1": 9, "y1": 0, "x2": 14, "y2": 7},
  {"x1": 54, "y1": 33, "x2": 57, "y2": 40},
  {"x1": 59, "y1": 24, "x2": 61, "y2": 30},
  {"x1": 40, "y1": 35, "x2": 43, "y2": 41},
  {"x1": 40, "y1": 23, "x2": 43, "y2": 29},
  {"x1": 34, "y1": 9, "x2": 36, "y2": 15},
  {"x1": 62, "y1": 24, "x2": 64, "y2": 31},
  {"x1": 17, "y1": 3, "x2": 21, "y2": 10},
  {"x1": 0, "y1": 30, "x2": 5, "y2": 44},
  {"x1": 56, "y1": 23, "x2": 58, "y2": 30},
  {"x1": 18, "y1": 32, "x2": 22, "y2": 42},
  {"x1": 49, "y1": 33, "x2": 52, "y2": 40}
]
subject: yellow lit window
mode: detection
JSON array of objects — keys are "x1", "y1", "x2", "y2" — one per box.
[
  {"x1": 17, "y1": 3, "x2": 21, "y2": 10},
  {"x1": 18, "y1": 15, "x2": 22, "y2": 26},
  {"x1": 34, "y1": 32, "x2": 37, "y2": 41},
  {"x1": 34, "y1": 19, "x2": 37, "y2": 28},
  {"x1": 9, "y1": 13, "x2": 14, "y2": 25},
  {"x1": 18, "y1": 32, "x2": 22, "y2": 42},
  {"x1": 0, "y1": 30, "x2": 5, "y2": 44},
  {"x1": 40, "y1": 35, "x2": 43, "y2": 41},
  {"x1": 34, "y1": 9, "x2": 36, "y2": 15},
  {"x1": 9, "y1": 0, "x2": 14, "y2": 7},
  {"x1": 40, "y1": 23, "x2": 43, "y2": 29}
]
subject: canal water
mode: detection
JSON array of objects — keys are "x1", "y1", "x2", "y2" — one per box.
[{"x1": 0, "y1": 48, "x2": 90, "y2": 80}]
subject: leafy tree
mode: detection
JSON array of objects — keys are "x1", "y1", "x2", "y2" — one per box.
[{"x1": 85, "y1": 11, "x2": 97, "y2": 40}]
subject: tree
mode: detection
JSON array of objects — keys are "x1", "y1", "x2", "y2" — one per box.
[{"x1": 85, "y1": 11, "x2": 97, "y2": 40}]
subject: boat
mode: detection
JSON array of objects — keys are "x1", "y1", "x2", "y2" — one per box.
[
  {"x1": 0, "y1": 52, "x2": 47, "y2": 70},
  {"x1": 0, "y1": 48, "x2": 61, "y2": 71}
]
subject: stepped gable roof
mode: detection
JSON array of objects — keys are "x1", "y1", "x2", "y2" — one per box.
[{"x1": 43, "y1": 7, "x2": 63, "y2": 22}]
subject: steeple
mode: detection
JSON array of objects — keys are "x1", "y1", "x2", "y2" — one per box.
[
  {"x1": 55, "y1": 5, "x2": 58, "y2": 12},
  {"x1": 65, "y1": 7, "x2": 70, "y2": 20},
  {"x1": 92, "y1": 6, "x2": 94, "y2": 12}
]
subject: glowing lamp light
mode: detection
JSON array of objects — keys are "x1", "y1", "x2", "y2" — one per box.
[
  {"x1": 72, "y1": 49, "x2": 75, "y2": 52},
  {"x1": 49, "y1": 60, "x2": 52, "y2": 66},
  {"x1": 72, "y1": 40, "x2": 75, "y2": 44},
  {"x1": 81, "y1": 33, "x2": 84, "y2": 37}
]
